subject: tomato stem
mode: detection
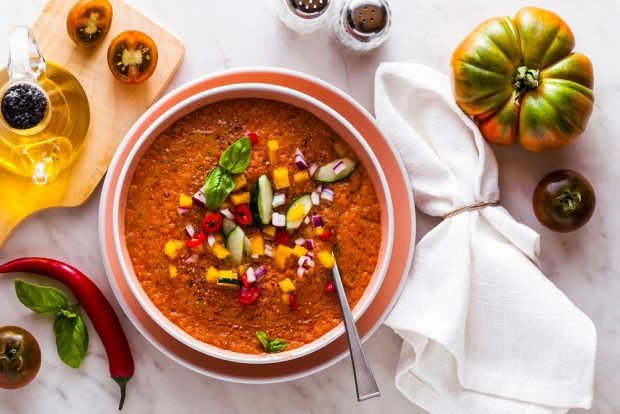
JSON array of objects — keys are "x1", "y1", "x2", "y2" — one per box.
[
  {"x1": 513, "y1": 66, "x2": 540, "y2": 97},
  {"x1": 556, "y1": 189, "x2": 582, "y2": 214}
]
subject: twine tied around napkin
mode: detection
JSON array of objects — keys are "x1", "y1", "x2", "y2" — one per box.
[{"x1": 374, "y1": 63, "x2": 596, "y2": 414}]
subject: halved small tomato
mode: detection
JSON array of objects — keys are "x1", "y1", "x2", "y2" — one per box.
[
  {"x1": 107, "y1": 31, "x2": 158, "y2": 85},
  {"x1": 66, "y1": 0, "x2": 113, "y2": 48}
]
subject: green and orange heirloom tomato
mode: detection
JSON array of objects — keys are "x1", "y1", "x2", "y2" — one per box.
[{"x1": 451, "y1": 7, "x2": 594, "y2": 152}]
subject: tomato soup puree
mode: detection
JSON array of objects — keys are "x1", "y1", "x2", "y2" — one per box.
[{"x1": 124, "y1": 99, "x2": 381, "y2": 354}]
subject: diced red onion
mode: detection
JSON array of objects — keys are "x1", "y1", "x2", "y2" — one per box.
[
  {"x1": 295, "y1": 148, "x2": 308, "y2": 169},
  {"x1": 296, "y1": 267, "x2": 306, "y2": 278},
  {"x1": 297, "y1": 256, "x2": 307, "y2": 267},
  {"x1": 251, "y1": 254, "x2": 259, "y2": 259},
  {"x1": 307, "y1": 252, "x2": 314, "y2": 258},
  {"x1": 305, "y1": 239, "x2": 315, "y2": 250},
  {"x1": 304, "y1": 258, "x2": 315, "y2": 268},
  {"x1": 272, "y1": 212, "x2": 286, "y2": 227},
  {"x1": 332, "y1": 159, "x2": 346, "y2": 175},
  {"x1": 246, "y1": 267, "x2": 256, "y2": 284},
  {"x1": 185, "y1": 224, "x2": 196, "y2": 237},
  {"x1": 177, "y1": 206, "x2": 190, "y2": 215},
  {"x1": 308, "y1": 163, "x2": 318, "y2": 177},
  {"x1": 220, "y1": 208, "x2": 235, "y2": 220},
  {"x1": 311, "y1": 191, "x2": 320, "y2": 206},
  {"x1": 184, "y1": 254, "x2": 199, "y2": 264},
  {"x1": 312, "y1": 215, "x2": 324, "y2": 228},
  {"x1": 316, "y1": 185, "x2": 323, "y2": 193},
  {"x1": 207, "y1": 234, "x2": 216, "y2": 247},
  {"x1": 304, "y1": 216, "x2": 310, "y2": 225},
  {"x1": 321, "y1": 187, "x2": 334, "y2": 203},
  {"x1": 294, "y1": 237, "x2": 305, "y2": 246},
  {"x1": 192, "y1": 187, "x2": 207, "y2": 207},
  {"x1": 264, "y1": 244, "x2": 274, "y2": 257},
  {"x1": 255, "y1": 265, "x2": 268, "y2": 280},
  {"x1": 272, "y1": 193, "x2": 286, "y2": 208}
]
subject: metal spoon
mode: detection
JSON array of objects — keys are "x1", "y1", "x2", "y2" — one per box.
[{"x1": 331, "y1": 254, "x2": 380, "y2": 401}]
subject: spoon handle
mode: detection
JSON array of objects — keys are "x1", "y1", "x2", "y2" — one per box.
[{"x1": 332, "y1": 262, "x2": 380, "y2": 401}]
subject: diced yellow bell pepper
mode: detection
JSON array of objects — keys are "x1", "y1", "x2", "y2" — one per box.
[
  {"x1": 281, "y1": 293, "x2": 291, "y2": 305},
  {"x1": 287, "y1": 203, "x2": 305, "y2": 223},
  {"x1": 212, "y1": 243, "x2": 230, "y2": 259},
  {"x1": 230, "y1": 192, "x2": 250, "y2": 205},
  {"x1": 276, "y1": 245, "x2": 294, "y2": 258},
  {"x1": 292, "y1": 245, "x2": 308, "y2": 258},
  {"x1": 178, "y1": 193, "x2": 193, "y2": 208},
  {"x1": 220, "y1": 200, "x2": 233, "y2": 210},
  {"x1": 273, "y1": 167, "x2": 290, "y2": 190},
  {"x1": 278, "y1": 277, "x2": 296, "y2": 293},
  {"x1": 205, "y1": 266, "x2": 219, "y2": 283},
  {"x1": 263, "y1": 226, "x2": 276, "y2": 237},
  {"x1": 268, "y1": 150, "x2": 279, "y2": 165},
  {"x1": 293, "y1": 170, "x2": 310, "y2": 184},
  {"x1": 164, "y1": 239, "x2": 184, "y2": 260},
  {"x1": 274, "y1": 253, "x2": 287, "y2": 270},
  {"x1": 317, "y1": 251, "x2": 335, "y2": 269},
  {"x1": 314, "y1": 227, "x2": 324, "y2": 236},
  {"x1": 251, "y1": 235, "x2": 265, "y2": 255},
  {"x1": 168, "y1": 264, "x2": 178, "y2": 279},
  {"x1": 267, "y1": 140, "x2": 280, "y2": 151},
  {"x1": 238, "y1": 264, "x2": 249, "y2": 275},
  {"x1": 218, "y1": 270, "x2": 236, "y2": 279},
  {"x1": 232, "y1": 174, "x2": 247, "y2": 192}
]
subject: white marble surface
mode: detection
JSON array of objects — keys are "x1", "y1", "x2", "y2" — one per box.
[{"x1": 0, "y1": 0, "x2": 618, "y2": 413}]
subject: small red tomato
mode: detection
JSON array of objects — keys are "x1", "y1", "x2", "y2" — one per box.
[
  {"x1": 319, "y1": 230, "x2": 331, "y2": 241},
  {"x1": 532, "y1": 169, "x2": 595, "y2": 233},
  {"x1": 248, "y1": 132, "x2": 259, "y2": 146},
  {"x1": 202, "y1": 213, "x2": 223, "y2": 233},
  {"x1": 186, "y1": 232, "x2": 206, "y2": 248},
  {"x1": 239, "y1": 285, "x2": 260, "y2": 305},
  {"x1": 324, "y1": 280, "x2": 335, "y2": 294},
  {"x1": 234, "y1": 204, "x2": 252, "y2": 226},
  {"x1": 275, "y1": 230, "x2": 292, "y2": 245},
  {"x1": 289, "y1": 293, "x2": 299, "y2": 311},
  {"x1": 0, "y1": 326, "x2": 41, "y2": 389}
]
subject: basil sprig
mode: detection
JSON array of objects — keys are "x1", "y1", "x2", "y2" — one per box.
[
  {"x1": 15, "y1": 279, "x2": 89, "y2": 369},
  {"x1": 256, "y1": 330, "x2": 288, "y2": 353},
  {"x1": 205, "y1": 136, "x2": 252, "y2": 210}
]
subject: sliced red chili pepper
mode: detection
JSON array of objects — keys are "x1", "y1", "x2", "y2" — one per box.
[
  {"x1": 186, "y1": 232, "x2": 206, "y2": 248},
  {"x1": 275, "y1": 230, "x2": 292, "y2": 245},
  {"x1": 201, "y1": 213, "x2": 223, "y2": 233},
  {"x1": 239, "y1": 285, "x2": 260, "y2": 305},
  {"x1": 240, "y1": 272, "x2": 250, "y2": 288},
  {"x1": 324, "y1": 280, "x2": 335, "y2": 294},
  {"x1": 234, "y1": 204, "x2": 252, "y2": 225},
  {"x1": 248, "y1": 131, "x2": 259, "y2": 146},
  {"x1": 289, "y1": 293, "x2": 299, "y2": 311},
  {"x1": 319, "y1": 230, "x2": 331, "y2": 241}
]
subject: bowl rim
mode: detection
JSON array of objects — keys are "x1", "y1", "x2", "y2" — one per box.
[{"x1": 111, "y1": 82, "x2": 394, "y2": 364}]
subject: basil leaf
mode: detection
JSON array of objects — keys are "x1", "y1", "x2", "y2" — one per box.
[
  {"x1": 266, "y1": 339, "x2": 287, "y2": 353},
  {"x1": 256, "y1": 331, "x2": 269, "y2": 351},
  {"x1": 54, "y1": 313, "x2": 89, "y2": 369},
  {"x1": 205, "y1": 166, "x2": 235, "y2": 210},
  {"x1": 15, "y1": 279, "x2": 68, "y2": 315},
  {"x1": 219, "y1": 137, "x2": 252, "y2": 174}
]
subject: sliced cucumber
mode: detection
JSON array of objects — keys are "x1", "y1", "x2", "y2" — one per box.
[
  {"x1": 286, "y1": 194, "x2": 313, "y2": 230},
  {"x1": 222, "y1": 218, "x2": 237, "y2": 236},
  {"x1": 217, "y1": 277, "x2": 242, "y2": 288},
  {"x1": 226, "y1": 226, "x2": 245, "y2": 265},
  {"x1": 250, "y1": 175, "x2": 273, "y2": 227},
  {"x1": 244, "y1": 235, "x2": 252, "y2": 255},
  {"x1": 315, "y1": 158, "x2": 357, "y2": 183}
]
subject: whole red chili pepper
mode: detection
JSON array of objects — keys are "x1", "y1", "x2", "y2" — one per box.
[{"x1": 0, "y1": 258, "x2": 134, "y2": 410}]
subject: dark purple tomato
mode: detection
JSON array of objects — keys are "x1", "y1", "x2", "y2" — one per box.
[
  {"x1": 533, "y1": 169, "x2": 595, "y2": 233},
  {"x1": 0, "y1": 326, "x2": 41, "y2": 389}
]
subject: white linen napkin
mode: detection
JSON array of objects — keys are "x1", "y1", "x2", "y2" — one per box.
[{"x1": 374, "y1": 63, "x2": 596, "y2": 414}]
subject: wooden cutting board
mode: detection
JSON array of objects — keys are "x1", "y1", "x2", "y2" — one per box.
[{"x1": 0, "y1": 0, "x2": 184, "y2": 246}]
